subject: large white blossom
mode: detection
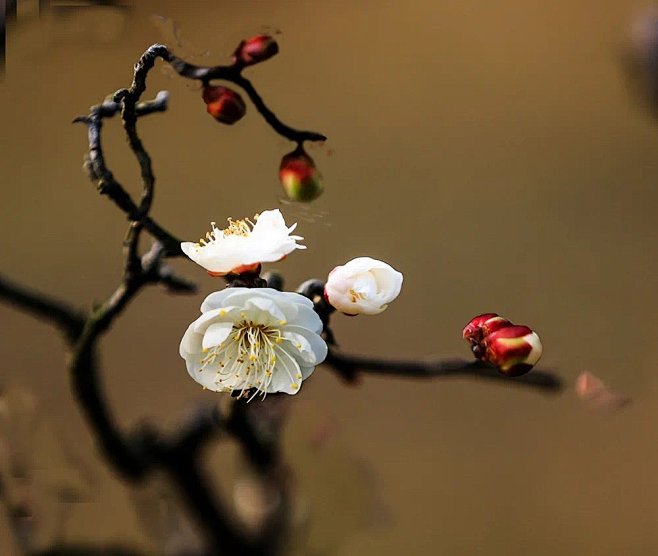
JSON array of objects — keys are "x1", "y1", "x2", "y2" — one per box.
[
  {"x1": 324, "y1": 257, "x2": 403, "y2": 315},
  {"x1": 181, "y1": 209, "x2": 305, "y2": 275},
  {"x1": 180, "y1": 288, "x2": 327, "y2": 396}
]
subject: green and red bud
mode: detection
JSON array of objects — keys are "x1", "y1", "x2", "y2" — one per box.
[
  {"x1": 463, "y1": 313, "x2": 542, "y2": 376},
  {"x1": 279, "y1": 147, "x2": 323, "y2": 202},
  {"x1": 232, "y1": 35, "x2": 279, "y2": 67},
  {"x1": 202, "y1": 85, "x2": 246, "y2": 125}
]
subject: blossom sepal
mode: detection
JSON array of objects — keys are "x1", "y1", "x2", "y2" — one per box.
[
  {"x1": 324, "y1": 257, "x2": 403, "y2": 316},
  {"x1": 207, "y1": 263, "x2": 261, "y2": 278}
]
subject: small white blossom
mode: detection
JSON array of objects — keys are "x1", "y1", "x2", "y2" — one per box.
[
  {"x1": 324, "y1": 257, "x2": 403, "y2": 315},
  {"x1": 180, "y1": 288, "x2": 327, "y2": 396},
  {"x1": 181, "y1": 209, "x2": 305, "y2": 275}
]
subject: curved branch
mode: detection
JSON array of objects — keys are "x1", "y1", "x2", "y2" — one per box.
[
  {"x1": 167, "y1": 50, "x2": 327, "y2": 143},
  {"x1": 75, "y1": 94, "x2": 183, "y2": 257},
  {"x1": 325, "y1": 348, "x2": 563, "y2": 393},
  {"x1": 113, "y1": 45, "x2": 171, "y2": 219},
  {"x1": 69, "y1": 281, "x2": 150, "y2": 480},
  {"x1": 230, "y1": 73, "x2": 327, "y2": 142},
  {"x1": 0, "y1": 274, "x2": 85, "y2": 343}
]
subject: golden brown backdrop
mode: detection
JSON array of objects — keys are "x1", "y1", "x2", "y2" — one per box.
[{"x1": 1, "y1": 1, "x2": 658, "y2": 554}]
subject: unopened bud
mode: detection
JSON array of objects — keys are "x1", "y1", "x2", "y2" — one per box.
[
  {"x1": 279, "y1": 148, "x2": 323, "y2": 202},
  {"x1": 324, "y1": 257, "x2": 403, "y2": 316},
  {"x1": 462, "y1": 313, "x2": 512, "y2": 358},
  {"x1": 202, "y1": 85, "x2": 246, "y2": 125},
  {"x1": 233, "y1": 35, "x2": 279, "y2": 67},
  {"x1": 482, "y1": 325, "x2": 543, "y2": 377}
]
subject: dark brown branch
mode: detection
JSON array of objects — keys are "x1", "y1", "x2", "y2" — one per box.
[
  {"x1": 230, "y1": 73, "x2": 327, "y2": 143},
  {"x1": 34, "y1": 546, "x2": 150, "y2": 556},
  {"x1": 227, "y1": 401, "x2": 281, "y2": 473},
  {"x1": 69, "y1": 292, "x2": 147, "y2": 479},
  {"x1": 0, "y1": 474, "x2": 35, "y2": 555},
  {"x1": 226, "y1": 399, "x2": 291, "y2": 555},
  {"x1": 324, "y1": 348, "x2": 563, "y2": 392},
  {"x1": 74, "y1": 92, "x2": 183, "y2": 258},
  {"x1": 112, "y1": 45, "x2": 170, "y2": 219},
  {"x1": 165, "y1": 50, "x2": 326, "y2": 143},
  {"x1": 0, "y1": 274, "x2": 85, "y2": 343},
  {"x1": 148, "y1": 439, "x2": 251, "y2": 555},
  {"x1": 141, "y1": 241, "x2": 197, "y2": 294}
]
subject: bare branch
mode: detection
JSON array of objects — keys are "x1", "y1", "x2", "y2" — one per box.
[
  {"x1": 75, "y1": 94, "x2": 184, "y2": 258},
  {"x1": 0, "y1": 274, "x2": 85, "y2": 342},
  {"x1": 112, "y1": 45, "x2": 171, "y2": 219},
  {"x1": 166, "y1": 49, "x2": 327, "y2": 143},
  {"x1": 33, "y1": 546, "x2": 151, "y2": 556},
  {"x1": 324, "y1": 348, "x2": 562, "y2": 392}
]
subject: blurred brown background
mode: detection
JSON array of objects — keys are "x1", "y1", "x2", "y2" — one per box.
[{"x1": 2, "y1": 1, "x2": 658, "y2": 554}]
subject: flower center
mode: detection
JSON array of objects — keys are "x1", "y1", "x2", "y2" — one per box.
[
  {"x1": 199, "y1": 320, "x2": 302, "y2": 398},
  {"x1": 349, "y1": 288, "x2": 366, "y2": 303},
  {"x1": 195, "y1": 214, "x2": 260, "y2": 247}
]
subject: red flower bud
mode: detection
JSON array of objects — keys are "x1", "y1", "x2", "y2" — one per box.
[
  {"x1": 462, "y1": 313, "x2": 513, "y2": 358},
  {"x1": 202, "y1": 85, "x2": 246, "y2": 125},
  {"x1": 482, "y1": 325, "x2": 543, "y2": 377},
  {"x1": 279, "y1": 148, "x2": 323, "y2": 202},
  {"x1": 463, "y1": 313, "x2": 498, "y2": 342},
  {"x1": 232, "y1": 35, "x2": 279, "y2": 67}
]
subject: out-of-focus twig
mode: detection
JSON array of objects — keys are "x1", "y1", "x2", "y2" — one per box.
[{"x1": 0, "y1": 275, "x2": 85, "y2": 343}]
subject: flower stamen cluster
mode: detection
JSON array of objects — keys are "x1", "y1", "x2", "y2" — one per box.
[
  {"x1": 181, "y1": 288, "x2": 327, "y2": 397},
  {"x1": 182, "y1": 209, "x2": 304, "y2": 276},
  {"x1": 199, "y1": 320, "x2": 300, "y2": 397}
]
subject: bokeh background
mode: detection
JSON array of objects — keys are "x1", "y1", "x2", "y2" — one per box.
[{"x1": 2, "y1": 1, "x2": 658, "y2": 554}]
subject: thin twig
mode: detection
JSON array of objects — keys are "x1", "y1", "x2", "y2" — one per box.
[
  {"x1": 113, "y1": 45, "x2": 170, "y2": 219},
  {"x1": 325, "y1": 348, "x2": 562, "y2": 392},
  {"x1": 75, "y1": 93, "x2": 183, "y2": 258},
  {"x1": 166, "y1": 51, "x2": 327, "y2": 143}
]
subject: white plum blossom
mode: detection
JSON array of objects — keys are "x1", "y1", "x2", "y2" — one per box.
[
  {"x1": 324, "y1": 257, "x2": 403, "y2": 316},
  {"x1": 181, "y1": 209, "x2": 305, "y2": 275},
  {"x1": 180, "y1": 288, "x2": 327, "y2": 397}
]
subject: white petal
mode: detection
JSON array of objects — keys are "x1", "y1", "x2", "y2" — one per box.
[
  {"x1": 252, "y1": 209, "x2": 286, "y2": 232},
  {"x1": 181, "y1": 242, "x2": 201, "y2": 262},
  {"x1": 202, "y1": 322, "x2": 234, "y2": 350},
  {"x1": 299, "y1": 364, "x2": 317, "y2": 380},
  {"x1": 244, "y1": 296, "x2": 287, "y2": 324},
  {"x1": 201, "y1": 289, "x2": 236, "y2": 312},
  {"x1": 371, "y1": 266, "x2": 403, "y2": 301},
  {"x1": 186, "y1": 360, "x2": 224, "y2": 391},
  {"x1": 283, "y1": 326, "x2": 328, "y2": 365},
  {"x1": 267, "y1": 349, "x2": 303, "y2": 394},
  {"x1": 192, "y1": 308, "x2": 234, "y2": 334},
  {"x1": 180, "y1": 322, "x2": 203, "y2": 358}
]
